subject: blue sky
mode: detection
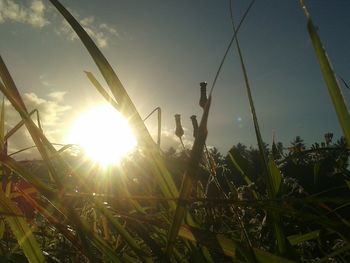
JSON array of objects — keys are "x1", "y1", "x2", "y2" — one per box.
[{"x1": 0, "y1": 0, "x2": 349, "y2": 157}]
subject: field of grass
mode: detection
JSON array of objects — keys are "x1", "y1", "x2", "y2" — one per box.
[{"x1": 0, "y1": 0, "x2": 349, "y2": 262}]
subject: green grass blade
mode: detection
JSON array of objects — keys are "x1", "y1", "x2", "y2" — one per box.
[
  {"x1": 300, "y1": 0, "x2": 350, "y2": 147},
  {"x1": 268, "y1": 159, "x2": 282, "y2": 197},
  {"x1": 0, "y1": 189, "x2": 45, "y2": 263},
  {"x1": 287, "y1": 230, "x2": 320, "y2": 246}
]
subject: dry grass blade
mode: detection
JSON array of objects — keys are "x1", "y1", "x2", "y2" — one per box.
[
  {"x1": 299, "y1": 0, "x2": 350, "y2": 147},
  {"x1": 166, "y1": 96, "x2": 211, "y2": 256}
]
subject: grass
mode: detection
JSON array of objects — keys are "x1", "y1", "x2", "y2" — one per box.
[{"x1": 0, "y1": 0, "x2": 349, "y2": 262}]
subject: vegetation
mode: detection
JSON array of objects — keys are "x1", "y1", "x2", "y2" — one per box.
[{"x1": 0, "y1": 0, "x2": 349, "y2": 262}]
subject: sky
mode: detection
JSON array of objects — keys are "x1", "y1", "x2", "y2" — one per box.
[{"x1": 0, "y1": 0, "x2": 350, "y2": 158}]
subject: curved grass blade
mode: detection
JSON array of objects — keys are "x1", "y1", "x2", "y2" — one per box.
[
  {"x1": 299, "y1": 0, "x2": 350, "y2": 147},
  {"x1": 48, "y1": 0, "x2": 149, "y2": 142},
  {"x1": 49, "y1": 0, "x2": 179, "y2": 205}
]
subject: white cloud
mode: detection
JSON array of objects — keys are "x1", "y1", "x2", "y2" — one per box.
[
  {"x1": 0, "y1": 0, "x2": 48, "y2": 28},
  {"x1": 57, "y1": 15, "x2": 118, "y2": 48},
  {"x1": 0, "y1": 1, "x2": 118, "y2": 48},
  {"x1": 23, "y1": 92, "x2": 71, "y2": 128},
  {"x1": 48, "y1": 91, "x2": 66, "y2": 102},
  {"x1": 99, "y1": 23, "x2": 118, "y2": 36}
]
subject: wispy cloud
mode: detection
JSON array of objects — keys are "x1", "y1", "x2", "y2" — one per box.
[
  {"x1": 23, "y1": 91, "x2": 71, "y2": 128},
  {"x1": 0, "y1": 0, "x2": 49, "y2": 28},
  {"x1": 0, "y1": 0, "x2": 118, "y2": 48},
  {"x1": 57, "y1": 15, "x2": 118, "y2": 48}
]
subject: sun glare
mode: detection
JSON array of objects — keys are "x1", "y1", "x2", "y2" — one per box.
[{"x1": 66, "y1": 104, "x2": 137, "y2": 167}]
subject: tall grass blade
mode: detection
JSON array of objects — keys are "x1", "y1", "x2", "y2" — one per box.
[
  {"x1": 230, "y1": 10, "x2": 288, "y2": 255},
  {"x1": 49, "y1": 0, "x2": 179, "y2": 206},
  {"x1": 299, "y1": 0, "x2": 350, "y2": 147},
  {"x1": 0, "y1": 188, "x2": 45, "y2": 263},
  {"x1": 48, "y1": 0, "x2": 149, "y2": 142}
]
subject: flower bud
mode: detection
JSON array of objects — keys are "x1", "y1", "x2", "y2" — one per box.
[
  {"x1": 199, "y1": 82, "x2": 208, "y2": 109},
  {"x1": 190, "y1": 115, "x2": 198, "y2": 138},
  {"x1": 174, "y1": 114, "x2": 184, "y2": 138}
]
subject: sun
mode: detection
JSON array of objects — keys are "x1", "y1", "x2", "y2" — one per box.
[{"x1": 66, "y1": 104, "x2": 137, "y2": 167}]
